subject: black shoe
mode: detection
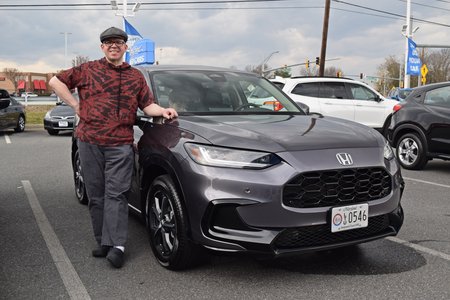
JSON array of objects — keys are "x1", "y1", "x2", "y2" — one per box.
[
  {"x1": 106, "y1": 248, "x2": 125, "y2": 268},
  {"x1": 92, "y1": 246, "x2": 111, "y2": 257}
]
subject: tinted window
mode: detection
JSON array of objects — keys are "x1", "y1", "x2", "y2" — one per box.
[
  {"x1": 424, "y1": 86, "x2": 450, "y2": 107},
  {"x1": 0, "y1": 89, "x2": 9, "y2": 99},
  {"x1": 272, "y1": 82, "x2": 285, "y2": 90},
  {"x1": 348, "y1": 83, "x2": 377, "y2": 101},
  {"x1": 320, "y1": 82, "x2": 347, "y2": 99},
  {"x1": 291, "y1": 82, "x2": 320, "y2": 97}
]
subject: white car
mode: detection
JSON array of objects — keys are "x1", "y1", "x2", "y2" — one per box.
[
  {"x1": 271, "y1": 77, "x2": 398, "y2": 132},
  {"x1": 21, "y1": 92, "x2": 38, "y2": 98}
]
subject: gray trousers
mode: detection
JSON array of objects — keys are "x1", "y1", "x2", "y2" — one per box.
[{"x1": 78, "y1": 140, "x2": 134, "y2": 247}]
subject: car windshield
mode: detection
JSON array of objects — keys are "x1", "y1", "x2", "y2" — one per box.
[
  {"x1": 399, "y1": 89, "x2": 412, "y2": 99},
  {"x1": 149, "y1": 70, "x2": 303, "y2": 115}
]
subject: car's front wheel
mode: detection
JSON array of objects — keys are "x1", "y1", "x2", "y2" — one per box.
[
  {"x1": 14, "y1": 115, "x2": 25, "y2": 132},
  {"x1": 396, "y1": 132, "x2": 428, "y2": 170},
  {"x1": 146, "y1": 175, "x2": 200, "y2": 270},
  {"x1": 73, "y1": 149, "x2": 88, "y2": 205}
]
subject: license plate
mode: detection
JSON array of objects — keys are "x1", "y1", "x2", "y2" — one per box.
[
  {"x1": 331, "y1": 203, "x2": 368, "y2": 233},
  {"x1": 58, "y1": 121, "x2": 68, "y2": 127}
]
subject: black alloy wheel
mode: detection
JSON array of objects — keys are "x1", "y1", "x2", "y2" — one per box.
[
  {"x1": 73, "y1": 150, "x2": 88, "y2": 204},
  {"x1": 396, "y1": 132, "x2": 428, "y2": 170},
  {"x1": 14, "y1": 115, "x2": 25, "y2": 132},
  {"x1": 146, "y1": 175, "x2": 200, "y2": 270}
]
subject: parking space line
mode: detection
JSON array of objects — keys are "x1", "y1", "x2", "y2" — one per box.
[
  {"x1": 21, "y1": 180, "x2": 91, "y2": 300},
  {"x1": 403, "y1": 176, "x2": 450, "y2": 189},
  {"x1": 5, "y1": 134, "x2": 11, "y2": 144},
  {"x1": 387, "y1": 236, "x2": 450, "y2": 262}
]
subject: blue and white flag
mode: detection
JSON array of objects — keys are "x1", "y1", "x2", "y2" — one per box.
[
  {"x1": 406, "y1": 38, "x2": 421, "y2": 75},
  {"x1": 123, "y1": 17, "x2": 143, "y2": 63}
]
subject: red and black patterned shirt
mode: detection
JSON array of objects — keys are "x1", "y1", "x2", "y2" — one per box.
[{"x1": 57, "y1": 57, "x2": 153, "y2": 146}]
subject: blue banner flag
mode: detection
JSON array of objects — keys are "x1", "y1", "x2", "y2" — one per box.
[
  {"x1": 406, "y1": 38, "x2": 421, "y2": 75},
  {"x1": 123, "y1": 18, "x2": 143, "y2": 63}
]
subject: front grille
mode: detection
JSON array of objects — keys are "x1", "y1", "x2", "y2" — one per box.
[
  {"x1": 53, "y1": 116, "x2": 75, "y2": 120},
  {"x1": 283, "y1": 168, "x2": 392, "y2": 208},
  {"x1": 274, "y1": 214, "x2": 390, "y2": 249}
]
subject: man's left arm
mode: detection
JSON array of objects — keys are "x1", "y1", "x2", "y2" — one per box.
[{"x1": 142, "y1": 103, "x2": 178, "y2": 119}]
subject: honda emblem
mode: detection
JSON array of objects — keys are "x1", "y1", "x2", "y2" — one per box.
[{"x1": 336, "y1": 153, "x2": 353, "y2": 166}]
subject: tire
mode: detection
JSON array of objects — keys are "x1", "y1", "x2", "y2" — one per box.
[
  {"x1": 73, "y1": 150, "x2": 88, "y2": 205},
  {"x1": 395, "y1": 132, "x2": 428, "y2": 170},
  {"x1": 145, "y1": 175, "x2": 200, "y2": 270},
  {"x1": 14, "y1": 115, "x2": 25, "y2": 132},
  {"x1": 47, "y1": 129, "x2": 59, "y2": 135}
]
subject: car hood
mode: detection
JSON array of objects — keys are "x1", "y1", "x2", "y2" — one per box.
[{"x1": 174, "y1": 114, "x2": 383, "y2": 152}]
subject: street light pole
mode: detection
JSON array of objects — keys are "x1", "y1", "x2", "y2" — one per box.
[
  {"x1": 260, "y1": 51, "x2": 279, "y2": 77},
  {"x1": 60, "y1": 32, "x2": 72, "y2": 69}
]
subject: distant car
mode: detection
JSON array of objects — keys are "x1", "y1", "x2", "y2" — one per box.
[
  {"x1": 388, "y1": 87, "x2": 413, "y2": 102},
  {"x1": 21, "y1": 92, "x2": 38, "y2": 98},
  {"x1": 71, "y1": 65, "x2": 404, "y2": 270},
  {"x1": 387, "y1": 82, "x2": 450, "y2": 170},
  {"x1": 0, "y1": 89, "x2": 26, "y2": 132},
  {"x1": 276, "y1": 77, "x2": 398, "y2": 133},
  {"x1": 43, "y1": 102, "x2": 75, "y2": 135}
]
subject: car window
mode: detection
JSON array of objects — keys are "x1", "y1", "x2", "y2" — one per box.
[
  {"x1": 424, "y1": 86, "x2": 450, "y2": 107},
  {"x1": 291, "y1": 82, "x2": 320, "y2": 97},
  {"x1": 0, "y1": 89, "x2": 9, "y2": 99},
  {"x1": 320, "y1": 82, "x2": 347, "y2": 99},
  {"x1": 272, "y1": 82, "x2": 285, "y2": 90},
  {"x1": 348, "y1": 83, "x2": 377, "y2": 101},
  {"x1": 150, "y1": 70, "x2": 301, "y2": 114}
]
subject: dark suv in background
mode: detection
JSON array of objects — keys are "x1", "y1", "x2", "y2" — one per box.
[
  {"x1": 387, "y1": 82, "x2": 450, "y2": 170},
  {"x1": 72, "y1": 65, "x2": 404, "y2": 270}
]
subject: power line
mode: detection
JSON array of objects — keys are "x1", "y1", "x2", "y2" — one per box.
[
  {"x1": 333, "y1": 0, "x2": 450, "y2": 28},
  {"x1": 398, "y1": 0, "x2": 450, "y2": 12}
]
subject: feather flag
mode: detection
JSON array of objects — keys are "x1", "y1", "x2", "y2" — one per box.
[{"x1": 123, "y1": 17, "x2": 143, "y2": 63}]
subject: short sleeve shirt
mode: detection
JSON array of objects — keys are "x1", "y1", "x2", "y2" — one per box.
[{"x1": 57, "y1": 58, "x2": 154, "y2": 146}]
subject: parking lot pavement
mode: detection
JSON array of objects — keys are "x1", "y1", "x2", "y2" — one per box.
[{"x1": 0, "y1": 128, "x2": 449, "y2": 299}]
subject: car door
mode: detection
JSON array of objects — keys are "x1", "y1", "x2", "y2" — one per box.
[
  {"x1": 318, "y1": 82, "x2": 355, "y2": 121},
  {"x1": 422, "y1": 86, "x2": 450, "y2": 154},
  {"x1": 348, "y1": 83, "x2": 392, "y2": 129}
]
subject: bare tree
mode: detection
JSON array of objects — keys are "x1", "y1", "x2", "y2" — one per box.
[
  {"x1": 2, "y1": 67, "x2": 22, "y2": 91},
  {"x1": 426, "y1": 49, "x2": 450, "y2": 83},
  {"x1": 72, "y1": 55, "x2": 90, "y2": 67},
  {"x1": 300, "y1": 65, "x2": 343, "y2": 77}
]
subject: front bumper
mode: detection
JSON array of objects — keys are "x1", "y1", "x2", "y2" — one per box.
[
  {"x1": 179, "y1": 147, "x2": 404, "y2": 256},
  {"x1": 44, "y1": 119, "x2": 74, "y2": 131}
]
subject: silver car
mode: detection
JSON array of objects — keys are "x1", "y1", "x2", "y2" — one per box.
[{"x1": 72, "y1": 65, "x2": 404, "y2": 270}]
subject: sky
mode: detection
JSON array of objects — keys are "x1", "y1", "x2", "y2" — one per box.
[{"x1": 1, "y1": 0, "x2": 450, "y2": 78}]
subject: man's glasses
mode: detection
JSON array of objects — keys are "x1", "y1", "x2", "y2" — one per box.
[{"x1": 103, "y1": 40, "x2": 126, "y2": 46}]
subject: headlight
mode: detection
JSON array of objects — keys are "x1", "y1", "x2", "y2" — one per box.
[
  {"x1": 44, "y1": 111, "x2": 51, "y2": 119},
  {"x1": 384, "y1": 141, "x2": 394, "y2": 160},
  {"x1": 184, "y1": 143, "x2": 281, "y2": 169}
]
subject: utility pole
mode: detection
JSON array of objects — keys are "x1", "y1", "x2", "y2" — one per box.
[
  {"x1": 403, "y1": 0, "x2": 411, "y2": 88},
  {"x1": 60, "y1": 32, "x2": 72, "y2": 69},
  {"x1": 319, "y1": 0, "x2": 331, "y2": 76},
  {"x1": 111, "y1": 0, "x2": 141, "y2": 17}
]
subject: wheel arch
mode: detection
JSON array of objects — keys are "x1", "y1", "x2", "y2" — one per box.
[{"x1": 392, "y1": 123, "x2": 428, "y2": 152}]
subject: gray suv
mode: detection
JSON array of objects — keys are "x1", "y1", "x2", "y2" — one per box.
[{"x1": 72, "y1": 66, "x2": 404, "y2": 270}]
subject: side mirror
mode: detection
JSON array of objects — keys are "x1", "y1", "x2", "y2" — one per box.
[{"x1": 0, "y1": 99, "x2": 11, "y2": 110}]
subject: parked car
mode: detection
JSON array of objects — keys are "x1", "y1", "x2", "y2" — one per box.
[
  {"x1": 0, "y1": 89, "x2": 26, "y2": 132},
  {"x1": 275, "y1": 77, "x2": 398, "y2": 133},
  {"x1": 387, "y1": 82, "x2": 450, "y2": 170},
  {"x1": 21, "y1": 92, "x2": 38, "y2": 98},
  {"x1": 43, "y1": 102, "x2": 75, "y2": 135},
  {"x1": 387, "y1": 87, "x2": 413, "y2": 102},
  {"x1": 72, "y1": 65, "x2": 404, "y2": 270}
]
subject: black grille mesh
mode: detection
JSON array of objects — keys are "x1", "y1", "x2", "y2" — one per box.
[
  {"x1": 274, "y1": 214, "x2": 390, "y2": 249},
  {"x1": 283, "y1": 168, "x2": 392, "y2": 208}
]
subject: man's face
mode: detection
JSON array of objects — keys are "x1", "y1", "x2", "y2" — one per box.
[{"x1": 101, "y1": 39, "x2": 128, "y2": 64}]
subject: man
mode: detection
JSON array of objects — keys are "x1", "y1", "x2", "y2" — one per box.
[{"x1": 49, "y1": 27, "x2": 177, "y2": 268}]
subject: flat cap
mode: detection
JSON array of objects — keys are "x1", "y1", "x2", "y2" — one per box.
[{"x1": 100, "y1": 27, "x2": 128, "y2": 42}]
